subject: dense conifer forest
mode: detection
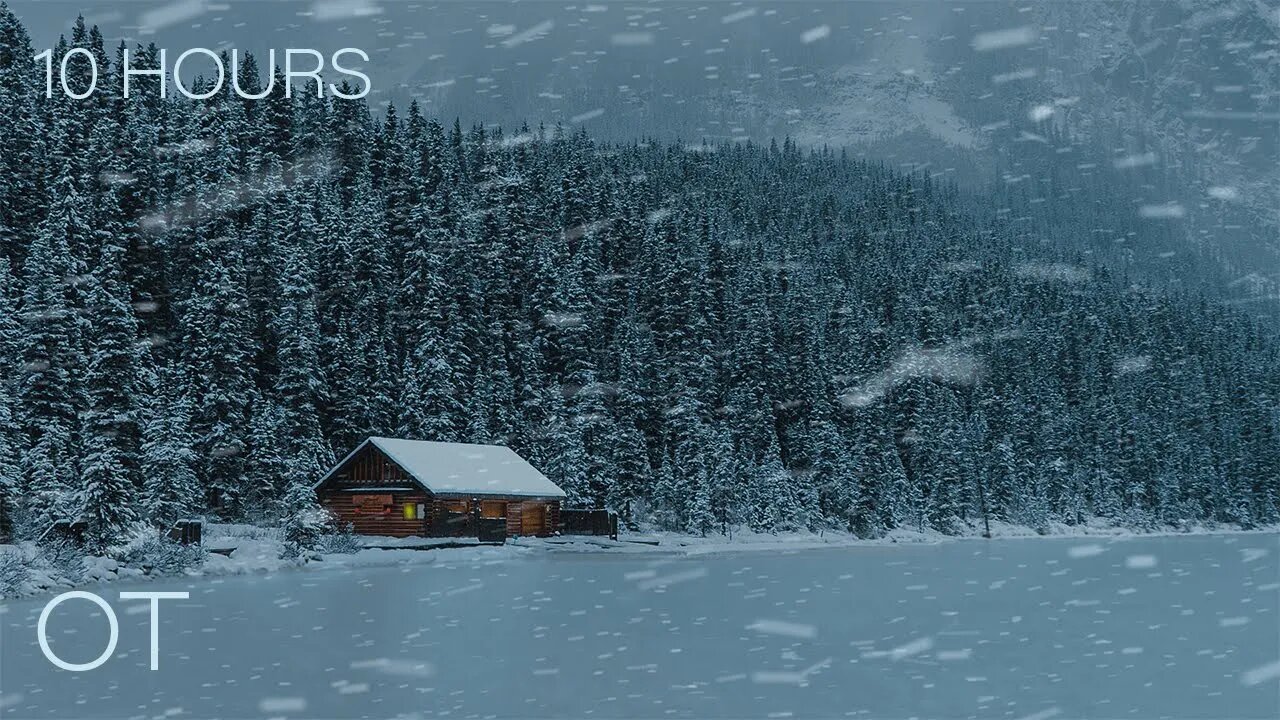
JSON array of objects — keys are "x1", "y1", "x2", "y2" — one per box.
[{"x1": 0, "y1": 9, "x2": 1277, "y2": 550}]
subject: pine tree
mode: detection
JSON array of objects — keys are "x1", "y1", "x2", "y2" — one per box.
[
  {"x1": 83, "y1": 240, "x2": 143, "y2": 486},
  {"x1": 243, "y1": 398, "x2": 288, "y2": 516},
  {"x1": 140, "y1": 369, "x2": 201, "y2": 531},
  {"x1": 687, "y1": 470, "x2": 716, "y2": 537},
  {"x1": 542, "y1": 394, "x2": 589, "y2": 507},
  {"x1": 746, "y1": 458, "x2": 794, "y2": 533},
  {"x1": 337, "y1": 169, "x2": 395, "y2": 440},
  {"x1": 0, "y1": 376, "x2": 16, "y2": 541},
  {"x1": 652, "y1": 459, "x2": 687, "y2": 531},
  {"x1": 78, "y1": 413, "x2": 137, "y2": 553},
  {"x1": 270, "y1": 198, "x2": 332, "y2": 485},
  {"x1": 75, "y1": 237, "x2": 145, "y2": 551},
  {"x1": 0, "y1": 4, "x2": 45, "y2": 258},
  {"x1": 279, "y1": 477, "x2": 330, "y2": 558},
  {"x1": 14, "y1": 167, "x2": 85, "y2": 538},
  {"x1": 397, "y1": 322, "x2": 462, "y2": 441},
  {"x1": 0, "y1": 255, "x2": 19, "y2": 539},
  {"x1": 705, "y1": 425, "x2": 740, "y2": 535},
  {"x1": 21, "y1": 423, "x2": 75, "y2": 538},
  {"x1": 17, "y1": 167, "x2": 85, "y2": 443},
  {"x1": 182, "y1": 173, "x2": 256, "y2": 517}
]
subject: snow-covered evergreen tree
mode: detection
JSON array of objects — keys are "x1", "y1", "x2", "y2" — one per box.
[
  {"x1": 140, "y1": 369, "x2": 201, "y2": 531},
  {"x1": 397, "y1": 325, "x2": 461, "y2": 441},
  {"x1": 243, "y1": 398, "x2": 288, "y2": 516},
  {"x1": 279, "y1": 478, "x2": 330, "y2": 559},
  {"x1": 269, "y1": 198, "x2": 333, "y2": 486},
  {"x1": 78, "y1": 414, "x2": 137, "y2": 553},
  {"x1": 0, "y1": 256, "x2": 19, "y2": 538},
  {"x1": 182, "y1": 173, "x2": 256, "y2": 516}
]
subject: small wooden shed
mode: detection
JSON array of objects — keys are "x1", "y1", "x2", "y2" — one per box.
[{"x1": 313, "y1": 437, "x2": 565, "y2": 538}]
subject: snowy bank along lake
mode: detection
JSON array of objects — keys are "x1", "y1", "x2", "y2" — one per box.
[{"x1": 1, "y1": 533, "x2": 1276, "y2": 719}]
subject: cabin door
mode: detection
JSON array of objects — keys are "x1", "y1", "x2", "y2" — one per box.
[{"x1": 522, "y1": 503, "x2": 546, "y2": 536}]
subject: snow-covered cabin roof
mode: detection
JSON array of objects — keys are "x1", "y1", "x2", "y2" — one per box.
[{"x1": 316, "y1": 437, "x2": 567, "y2": 499}]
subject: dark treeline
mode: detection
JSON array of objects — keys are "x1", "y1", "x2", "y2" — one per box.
[{"x1": 0, "y1": 9, "x2": 1277, "y2": 550}]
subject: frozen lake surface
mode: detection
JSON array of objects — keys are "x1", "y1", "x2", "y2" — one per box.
[{"x1": 2, "y1": 533, "x2": 1277, "y2": 719}]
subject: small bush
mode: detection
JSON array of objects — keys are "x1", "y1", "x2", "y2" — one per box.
[
  {"x1": 203, "y1": 523, "x2": 280, "y2": 542},
  {"x1": 316, "y1": 523, "x2": 363, "y2": 555},
  {"x1": 119, "y1": 531, "x2": 206, "y2": 576},
  {"x1": 0, "y1": 546, "x2": 31, "y2": 595},
  {"x1": 41, "y1": 540, "x2": 89, "y2": 581}
]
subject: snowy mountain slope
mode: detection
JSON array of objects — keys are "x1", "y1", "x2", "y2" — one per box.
[{"x1": 779, "y1": 0, "x2": 1279, "y2": 311}]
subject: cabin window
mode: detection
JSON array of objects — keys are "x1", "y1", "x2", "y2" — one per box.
[
  {"x1": 481, "y1": 501, "x2": 507, "y2": 519},
  {"x1": 402, "y1": 503, "x2": 417, "y2": 520}
]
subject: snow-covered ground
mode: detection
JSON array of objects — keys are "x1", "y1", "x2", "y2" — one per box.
[
  {"x1": 0, "y1": 525, "x2": 530, "y2": 599},
  {"x1": 518, "y1": 517, "x2": 1280, "y2": 556},
  {"x1": 4, "y1": 517, "x2": 1274, "y2": 598},
  {"x1": 1, "y1": 533, "x2": 1275, "y2": 718}
]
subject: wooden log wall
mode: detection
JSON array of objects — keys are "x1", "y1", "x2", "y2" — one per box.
[
  {"x1": 505, "y1": 500, "x2": 561, "y2": 537},
  {"x1": 321, "y1": 491, "x2": 430, "y2": 537},
  {"x1": 505, "y1": 503, "x2": 523, "y2": 537},
  {"x1": 423, "y1": 498, "x2": 562, "y2": 537}
]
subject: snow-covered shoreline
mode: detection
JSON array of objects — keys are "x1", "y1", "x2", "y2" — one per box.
[
  {"x1": 522, "y1": 518, "x2": 1280, "y2": 556},
  {"x1": 0, "y1": 526, "x2": 531, "y2": 599},
  {"x1": 3, "y1": 518, "x2": 1275, "y2": 600}
]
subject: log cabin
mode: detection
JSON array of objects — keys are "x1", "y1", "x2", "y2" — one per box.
[{"x1": 313, "y1": 437, "x2": 566, "y2": 538}]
